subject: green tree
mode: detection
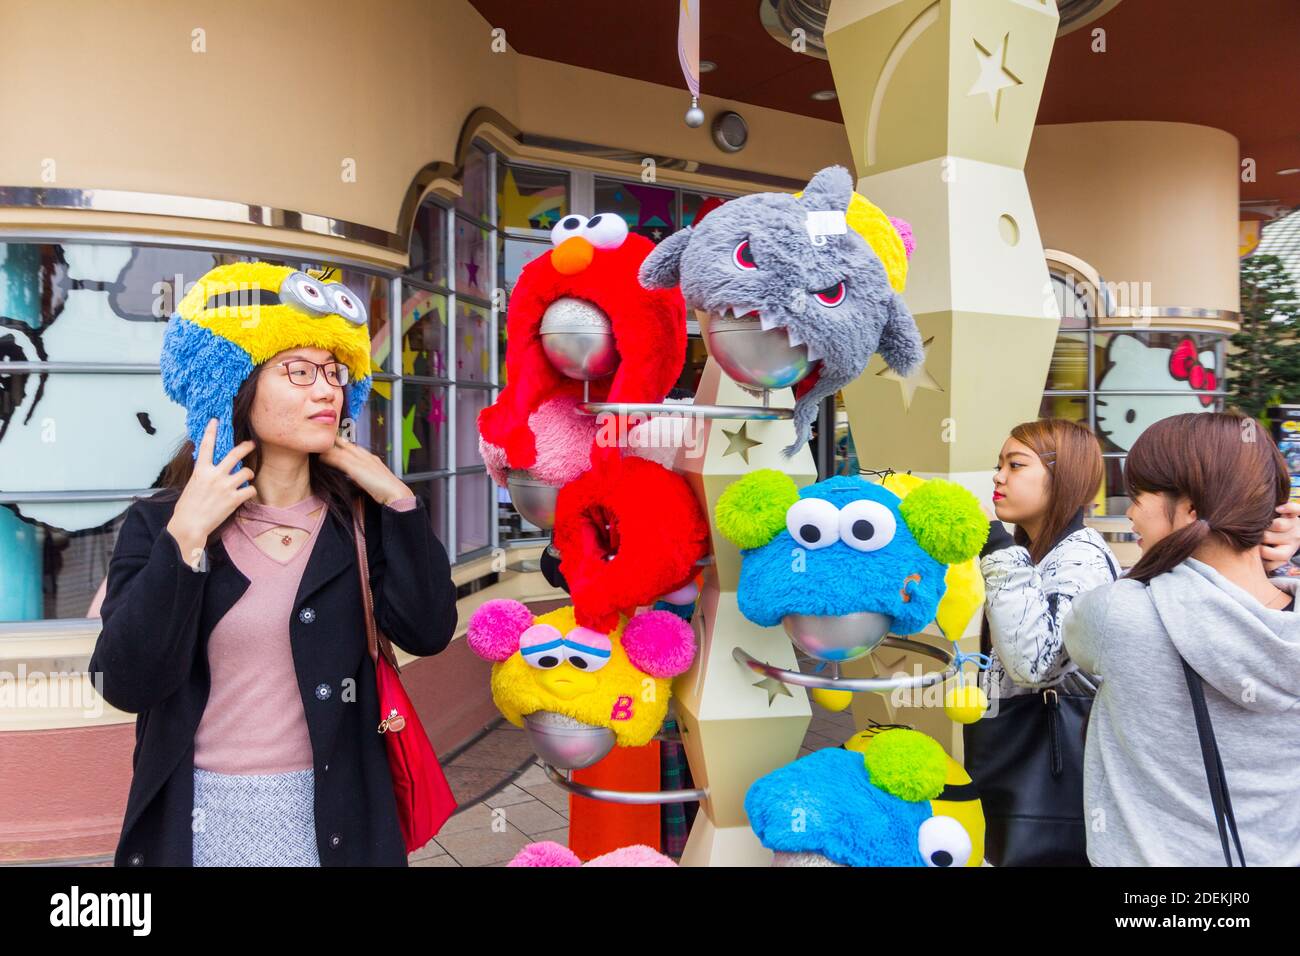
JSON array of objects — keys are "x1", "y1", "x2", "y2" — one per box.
[{"x1": 1229, "y1": 253, "x2": 1300, "y2": 418}]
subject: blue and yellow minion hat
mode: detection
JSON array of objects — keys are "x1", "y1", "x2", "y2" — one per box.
[{"x1": 160, "y1": 261, "x2": 374, "y2": 463}]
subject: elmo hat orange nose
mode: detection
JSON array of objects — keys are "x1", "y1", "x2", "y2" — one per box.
[{"x1": 477, "y1": 218, "x2": 686, "y2": 481}]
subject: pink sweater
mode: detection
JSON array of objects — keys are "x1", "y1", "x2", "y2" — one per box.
[{"x1": 193, "y1": 493, "x2": 417, "y2": 774}]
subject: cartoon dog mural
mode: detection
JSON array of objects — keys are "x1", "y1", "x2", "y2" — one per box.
[
  {"x1": 0, "y1": 244, "x2": 190, "y2": 532},
  {"x1": 1095, "y1": 333, "x2": 1218, "y2": 453}
]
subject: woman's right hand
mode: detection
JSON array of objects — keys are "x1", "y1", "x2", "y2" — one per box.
[{"x1": 165, "y1": 419, "x2": 257, "y2": 568}]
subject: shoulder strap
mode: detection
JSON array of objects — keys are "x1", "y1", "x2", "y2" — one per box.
[
  {"x1": 351, "y1": 496, "x2": 399, "y2": 671},
  {"x1": 1179, "y1": 655, "x2": 1246, "y2": 866}
]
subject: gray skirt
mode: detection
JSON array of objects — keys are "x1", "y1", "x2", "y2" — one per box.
[{"x1": 192, "y1": 767, "x2": 320, "y2": 867}]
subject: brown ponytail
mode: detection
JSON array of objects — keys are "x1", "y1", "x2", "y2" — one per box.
[{"x1": 1123, "y1": 413, "x2": 1289, "y2": 585}]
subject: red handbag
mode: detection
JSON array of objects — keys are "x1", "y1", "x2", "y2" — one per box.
[{"x1": 351, "y1": 498, "x2": 458, "y2": 853}]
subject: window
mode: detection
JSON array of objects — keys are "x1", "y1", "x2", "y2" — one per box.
[
  {"x1": 405, "y1": 144, "x2": 574, "y2": 556},
  {"x1": 0, "y1": 241, "x2": 391, "y2": 623},
  {"x1": 1041, "y1": 265, "x2": 1228, "y2": 515}
]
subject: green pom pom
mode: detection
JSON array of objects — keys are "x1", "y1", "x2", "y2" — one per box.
[
  {"x1": 715, "y1": 470, "x2": 798, "y2": 550},
  {"x1": 861, "y1": 728, "x2": 947, "y2": 803},
  {"x1": 899, "y1": 479, "x2": 988, "y2": 564}
]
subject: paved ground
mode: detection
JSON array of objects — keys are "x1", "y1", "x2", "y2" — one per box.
[{"x1": 411, "y1": 703, "x2": 859, "y2": 867}]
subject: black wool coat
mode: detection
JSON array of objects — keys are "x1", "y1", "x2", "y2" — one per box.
[{"x1": 88, "y1": 490, "x2": 458, "y2": 866}]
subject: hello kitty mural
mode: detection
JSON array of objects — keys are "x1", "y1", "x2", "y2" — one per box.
[
  {"x1": 1095, "y1": 333, "x2": 1219, "y2": 453},
  {"x1": 0, "y1": 245, "x2": 192, "y2": 532}
]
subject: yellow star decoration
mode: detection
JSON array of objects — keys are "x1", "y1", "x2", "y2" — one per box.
[
  {"x1": 721, "y1": 422, "x2": 762, "y2": 463},
  {"x1": 877, "y1": 336, "x2": 943, "y2": 411},
  {"x1": 969, "y1": 33, "x2": 1021, "y2": 121},
  {"x1": 752, "y1": 674, "x2": 794, "y2": 706}
]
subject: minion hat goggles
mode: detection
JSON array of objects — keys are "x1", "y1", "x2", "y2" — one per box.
[{"x1": 160, "y1": 261, "x2": 374, "y2": 464}]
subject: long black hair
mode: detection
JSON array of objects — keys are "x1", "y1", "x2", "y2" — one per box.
[{"x1": 158, "y1": 360, "x2": 361, "y2": 553}]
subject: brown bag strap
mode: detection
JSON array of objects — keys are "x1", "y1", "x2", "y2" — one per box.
[{"x1": 351, "y1": 496, "x2": 399, "y2": 671}]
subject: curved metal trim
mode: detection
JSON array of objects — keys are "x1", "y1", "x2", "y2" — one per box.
[
  {"x1": 732, "y1": 637, "x2": 956, "y2": 693},
  {"x1": 1106, "y1": 306, "x2": 1239, "y2": 322},
  {"x1": 0, "y1": 186, "x2": 407, "y2": 253},
  {"x1": 0, "y1": 107, "x2": 790, "y2": 258},
  {"x1": 393, "y1": 160, "x2": 460, "y2": 256},
  {"x1": 543, "y1": 764, "x2": 706, "y2": 805},
  {"x1": 579, "y1": 401, "x2": 793, "y2": 420}
]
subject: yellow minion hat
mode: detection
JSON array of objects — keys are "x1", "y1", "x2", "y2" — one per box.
[{"x1": 160, "y1": 261, "x2": 374, "y2": 463}]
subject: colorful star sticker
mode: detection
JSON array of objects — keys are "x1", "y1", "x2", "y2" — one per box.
[
  {"x1": 402, "y1": 403, "x2": 423, "y2": 473},
  {"x1": 969, "y1": 33, "x2": 1021, "y2": 121},
  {"x1": 626, "y1": 184, "x2": 676, "y2": 229},
  {"x1": 425, "y1": 394, "x2": 445, "y2": 430}
]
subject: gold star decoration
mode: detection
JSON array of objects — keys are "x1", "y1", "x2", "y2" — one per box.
[
  {"x1": 721, "y1": 422, "x2": 762, "y2": 463},
  {"x1": 877, "y1": 335, "x2": 944, "y2": 411},
  {"x1": 968, "y1": 33, "x2": 1021, "y2": 121},
  {"x1": 752, "y1": 674, "x2": 795, "y2": 706}
]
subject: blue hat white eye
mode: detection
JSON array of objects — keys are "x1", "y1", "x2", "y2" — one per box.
[
  {"x1": 786, "y1": 497, "x2": 840, "y2": 550},
  {"x1": 282, "y1": 272, "x2": 333, "y2": 314},
  {"x1": 918, "y1": 815, "x2": 971, "y2": 868},
  {"x1": 326, "y1": 283, "x2": 368, "y2": 327},
  {"x1": 584, "y1": 213, "x2": 629, "y2": 250},
  {"x1": 551, "y1": 214, "x2": 588, "y2": 247},
  {"x1": 838, "y1": 499, "x2": 896, "y2": 552}
]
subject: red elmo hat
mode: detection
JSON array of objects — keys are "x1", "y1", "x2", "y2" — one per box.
[{"x1": 478, "y1": 229, "x2": 686, "y2": 472}]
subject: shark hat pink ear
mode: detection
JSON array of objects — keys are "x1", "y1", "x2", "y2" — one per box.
[
  {"x1": 467, "y1": 599, "x2": 535, "y2": 661},
  {"x1": 621, "y1": 609, "x2": 696, "y2": 678},
  {"x1": 889, "y1": 217, "x2": 915, "y2": 259}
]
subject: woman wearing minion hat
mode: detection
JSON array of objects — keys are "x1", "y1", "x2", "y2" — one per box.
[{"x1": 89, "y1": 261, "x2": 458, "y2": 867}]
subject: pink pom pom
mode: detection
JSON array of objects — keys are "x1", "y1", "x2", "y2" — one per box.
[
  {"x1": 889, "y1": 216, "x2": 915, "y2": 258},
  {"x1": 622, "y1": 610, "x2": 695, "y2": 678},
  {"x1": 467, "y1": 599, "x2": 534, "y2": 661},
  {"x1": 508, "y1": 841, "x2": 582, "y2": 867},
  {"x1": 587, "y1": 844, "x2": 678, "y2": 867}
]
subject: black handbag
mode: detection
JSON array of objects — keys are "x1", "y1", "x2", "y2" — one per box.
[
  {"x1": 1179, "y1": 656, "x2": 1246, "y2": 866},
  {"x1": 963, "y1": 685, "x2": 1092, "y2": 866}
]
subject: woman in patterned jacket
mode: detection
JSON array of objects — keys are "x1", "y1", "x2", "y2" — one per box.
[{"x1": 964, "y1": 417, "x2": 1299, "y2": 866}]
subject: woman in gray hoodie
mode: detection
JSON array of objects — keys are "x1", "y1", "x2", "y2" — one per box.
[{"x1": 1064, "y1": 412, "x2": 1300, "y2": 866}]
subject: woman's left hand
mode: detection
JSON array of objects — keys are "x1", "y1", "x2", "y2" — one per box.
[
  {"x1": 320, "y1": 435, "x2": 414, "y2": 506},
  {"x1": 1261, "y1": 500, "x2": 1300, "y2": 572}
]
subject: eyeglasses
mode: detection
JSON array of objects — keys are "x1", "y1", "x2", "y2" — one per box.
[{"x1": 272, "y1": 359, "x2": 350, "y2": 387}]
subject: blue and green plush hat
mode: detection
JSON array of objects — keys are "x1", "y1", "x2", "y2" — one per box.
[{"x1": 160, "y1": 261, "x2": 374, "y2": 464}]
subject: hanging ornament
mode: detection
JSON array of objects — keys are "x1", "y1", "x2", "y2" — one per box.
[
  {"x1": 678, "y1": 1, "x2": 703, "y2": 128},
  {"x1": 685, "y1": 95, "x2": 705, "y2": 128}
]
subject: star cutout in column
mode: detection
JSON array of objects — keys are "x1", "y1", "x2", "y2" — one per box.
[
  {"x1": 876, "y1": 336, "x2": 944, "y2": 411},
  {"x1": 721, "y1": 422, "x2": 762, "y2": 463},
  {"x1": 752, "y1": 674, "x2": 794, "y2": 706},
  {"x1": 968, "y1": 33, "x2": 1021, "y2": 121}
]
